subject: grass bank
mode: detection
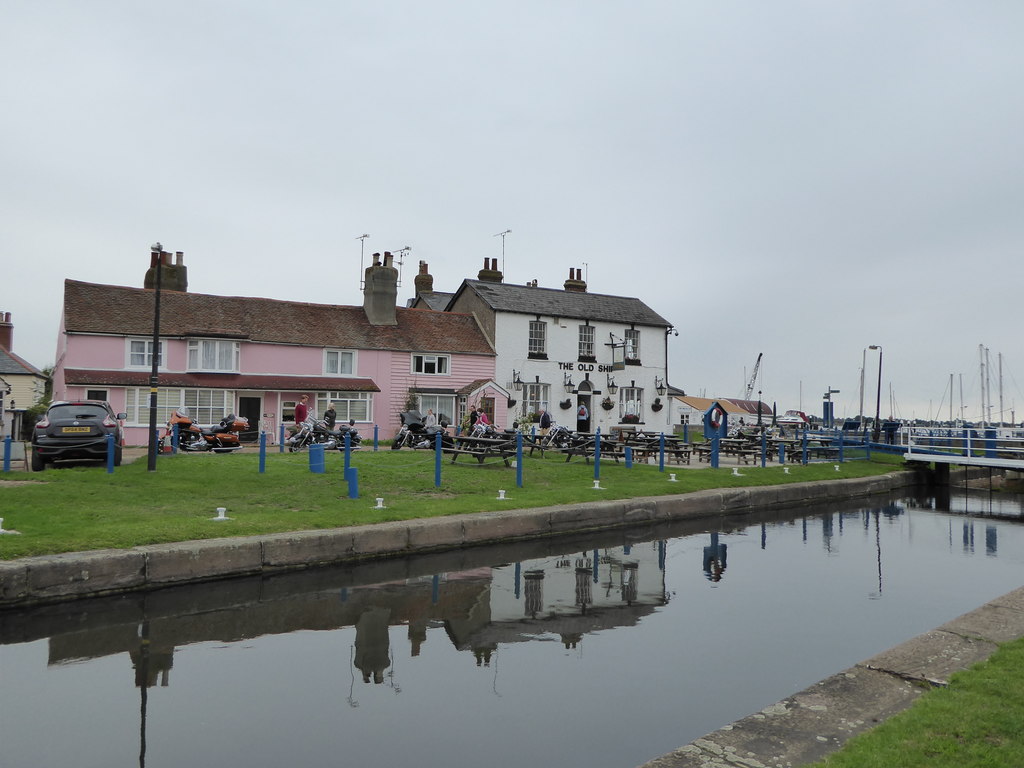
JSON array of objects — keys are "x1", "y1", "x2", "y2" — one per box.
[
  {"x1": 0, "y1": 449, "x2": 904, "y2": 559},
  {"x1": 810, "y1": 636, "x2": 1024, "y2": 768}
]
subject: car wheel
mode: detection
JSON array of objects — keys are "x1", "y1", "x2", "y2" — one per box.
[{"x1": 31, "y1": 451, "x2": 46, "y2": 472}]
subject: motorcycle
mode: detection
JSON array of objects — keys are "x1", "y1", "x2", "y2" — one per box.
[
  {"x1": 540, "y1": 423, "x2": 574, "y2": 449},
  {"x1": 288, "y1": 417, "x2": 362, "y2": 452},
  {"x1": 392, "y1": 410, "x2": 453, "y2": 449},
  {"x1": 161, "y1": 408, "x2": 248, "y2": 453}
]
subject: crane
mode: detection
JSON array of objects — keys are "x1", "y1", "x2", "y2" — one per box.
[{"x1": 743, "y1": 353, "x2": 762, "y2": 400}]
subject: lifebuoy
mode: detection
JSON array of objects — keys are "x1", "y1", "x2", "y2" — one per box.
[{"x1": 709, "y1": 406, "x2": 725, "y2": 429}]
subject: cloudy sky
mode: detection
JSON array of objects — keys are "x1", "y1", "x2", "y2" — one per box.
[{"x1": 4, "y1": 2, "x2": 1022, "y2": 423}]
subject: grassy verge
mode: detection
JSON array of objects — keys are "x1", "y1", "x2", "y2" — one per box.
[
  {"x1": 810, "y1": 636, "x2": 1024, "y2": 768},
  {"x1": 0, "y1": 448, "x2": 904, "y2": 559}
]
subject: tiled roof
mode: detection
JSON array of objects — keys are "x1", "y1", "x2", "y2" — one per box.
[
  {"x1": 447, "y1": 280, "x2": 671, "y2": 327},
  {"x1": 0, "y1": 347, "x2": 45, "y2": 377},
  {"x1": 63, "y1": 280, "x2": 495, "y2": 356},
  {"x1": 63, "y1": 369, "x2": 379, "y2": 391}
]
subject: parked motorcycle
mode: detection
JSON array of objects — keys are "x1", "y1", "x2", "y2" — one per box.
[
  {"x1": 288, "y1": 417, "x2": 362, "y2": 452},
  {"x1": 161, "y1": 408, "x2": 248, "y2": 453},
  {"x1": 540, "y1": 423, "x2": 574, "y2": 449},
  {"x1": 392, "y1": 410, "x2": 452, "y2": 449}
]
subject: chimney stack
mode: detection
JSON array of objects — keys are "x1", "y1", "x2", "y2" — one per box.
[
  {"x1": 414, "y1": 260, "x2": 434, "y2": 298},
  {"x1": 477, "y1": 257, "x2": 503, "y2": 283},
  {"x1": 0, "y1": 312, "x2": 12, "y2": 352},
  {"x1": 144, "y1": 248, "x2": 188, "y2": 292},
  {"x1": 563, "y1": 267, "x2": 587, "y2": 293},
  {"x1": 363, "y1": 252, "x2": 399, "y2": 325}
]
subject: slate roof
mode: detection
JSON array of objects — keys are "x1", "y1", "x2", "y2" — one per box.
[
  {"x1": 408, "y1": 292, "x2": 454, "y2": 311},
  {"x1": 446, "y1": 280, "x2": 671, "y2": 327},
  {"x1": 63, "y1": 280, "x2": 495, "y2": 356},
  {"x1": 0, "y1": 347, "x2": 45, "y2": 377}
]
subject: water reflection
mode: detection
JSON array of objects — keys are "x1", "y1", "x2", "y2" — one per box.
[{"x1": 4, "y1": 488, "x2": 1024, "y2": 768}]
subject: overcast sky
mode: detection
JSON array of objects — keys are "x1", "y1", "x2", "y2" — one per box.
[{"x1": 4, "y1": 2, "x2": 1022, "y2": 423}]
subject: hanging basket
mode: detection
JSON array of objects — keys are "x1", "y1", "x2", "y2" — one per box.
[
  {"x1": 559, "y1": 399, "x2": 573, "y2": 410},
  {"x1": 601, "y1": 399, "x2": 615, "y2": 410}
]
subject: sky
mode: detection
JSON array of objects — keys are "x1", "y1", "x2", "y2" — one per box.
[{"x1": 3, "y1": 2, "x2": 1023, "y2": 424}]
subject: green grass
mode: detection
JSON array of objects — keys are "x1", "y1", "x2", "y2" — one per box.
[
  {"x1": 810, "y1": 637, "x2": 1024, "y2": 768},
  {"x1": 0, "y1": 448, "x2": 905, "y2": 559}
]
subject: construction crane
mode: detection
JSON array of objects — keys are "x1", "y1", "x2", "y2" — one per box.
[{"x1": 743, "y1": 353, "x2": 763, "y2": 400}]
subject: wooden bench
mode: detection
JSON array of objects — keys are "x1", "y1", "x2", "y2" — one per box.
[{"x1": 444, "y1": 436, "x2": 518, "y2": 467}]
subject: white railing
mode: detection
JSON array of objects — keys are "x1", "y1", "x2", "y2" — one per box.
[{"x1": 904, "y1": 427, "x2": 1024, "y2": 468}]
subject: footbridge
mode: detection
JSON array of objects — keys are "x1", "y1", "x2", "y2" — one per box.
[{"x1": 903, "y1": 427, "x2": 1024, "y2": 471}]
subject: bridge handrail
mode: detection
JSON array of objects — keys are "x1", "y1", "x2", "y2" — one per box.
[{"x1": 904, "y1": 426, "x2": 1024, "y2": 462}]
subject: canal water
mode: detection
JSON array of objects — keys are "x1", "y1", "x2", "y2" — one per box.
[{"x1": 3, "y1": 487, "x2": 1024, "y2": 768}]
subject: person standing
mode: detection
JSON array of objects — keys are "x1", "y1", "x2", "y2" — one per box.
[
  {"x1": 538, "y1": 407, "x2": 552, "y2": 436},
  {"x1": 294, "y1": 394, "x2": 310, "y2": 425},
  {"x1": 424, "y1": 409, "x2": 437, "y2": 428},
  {"x1": 576, "y1": 401, "x2": 589, "y2": 433},
  {"x1": 323, "y1": 402, "x2": 337, "y2": 430}
]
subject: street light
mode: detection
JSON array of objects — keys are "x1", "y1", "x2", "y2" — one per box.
[{"x1": 869, "y1": 345, "x2": 883, "y2": 442}]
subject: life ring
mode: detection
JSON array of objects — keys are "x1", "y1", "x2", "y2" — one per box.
[{"x1": 709, "y1": 406, "x2": 725, "y2": 429}]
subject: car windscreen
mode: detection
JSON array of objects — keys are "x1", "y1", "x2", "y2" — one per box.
[{"x1": 49, "y1": 405, "x2": 110, "y2": 421}]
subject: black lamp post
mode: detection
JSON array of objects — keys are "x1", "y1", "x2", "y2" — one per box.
[
  {"x1": 870, "y1": 345, "x2": 883, "y2": 442},
  {"x1": 146, "y1": 244, "x2": 163, "y2": 472}
]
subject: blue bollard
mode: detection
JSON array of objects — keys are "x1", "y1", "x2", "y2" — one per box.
[
  {"x1": 106, "y1": 434, "x2": 115, "y2": 473},
  {"x1": 594, "y1": 428, "x2": 601, "y2": 480},
  {"x1": 434, "y1": 431, "x2": 442, "y2": 488},
  {"x1": 279, "y1": 423, "x2": 285, "y2": 452},
  {"x1": 659, "y1": 432, "x2": 666, "y2": 472},
  {"x1": 711, "y1": 435, "x2": 720, "y2": 469},
  {"x1": 373, "y1": 424, "x2": 379, "y2": 451},
  {"x1": 625, "y1": 445, "x2": 633, "y2": 469},
  {"x1": 259, "y1": 432, "x2": 267, "y2": 473},
  {"x1": 3, "y1": 436, "x2": 10, "y2": 473},
  {"x1": 309, "y1": 443, "x2": 326, "y2": 473},
  {"x1": 761, "y1": 432, "x2": 767, "y2": 468},
  {"x1": 344, "y1": 432, "x2": 352, "y2": 472},
  {"x1": 345, "y1": 466, "x2": 358, "y2": 498},
  {"x1": 516, "y1": 432, "x2": 523, "y2": 488},
  {"x1": 779, "y1": 443, "x2": 786, "y2": 464}
]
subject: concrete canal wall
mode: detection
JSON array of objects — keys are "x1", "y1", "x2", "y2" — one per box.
[{"x1": 0, "y1": 470, "x2": 921, "y2": 608}]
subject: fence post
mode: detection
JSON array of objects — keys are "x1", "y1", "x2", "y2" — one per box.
[
  {"x1": 435, "y1": 431, "x2": 442, "y2": 488},
  {"x1": 2, "y1": 436, "x2": 10, "y2": 472},
  {"x1": 625, "y1": 445, "x2": 633, "y2": 469},
  {"x1": 373, "y1": 424, "x2": 379, "y2": 451},
  {"x1": 345, "y1": 466, "x2": 358, "y2": 498},
  {"x1": 259, "y1": 432, "x2": 267, "y2": 473},
  {"x1": 760, "y1": 431, "x2": 767, "y2": 468},
  {"x1": 309, "y1": 443, "x2": 325, "y2": 473},
  {"x1": 279, "y1": 423, "x2": 285, "y2": 452},
  {"x1": 594, "y1": 428, "x2": 601, "y2": 481},
  {"x1": 344, "y1": 432, "x2": 352, "y2": 473},
  {"x1": 711, "y1": 434, "x2": 720, "y2": 468},
  {"x1": 106, "y1": 434, "x2": 115, "y2": 474},
  {"x1": 659, "y1": 432, "x2": 666, "y2": 472}
]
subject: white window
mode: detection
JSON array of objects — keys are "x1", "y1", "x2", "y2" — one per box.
[
  {"x1": 315, "y1": 391, "x2": 373, "y2": 422},
  {"x1": 619, "y1": 387, "x2": 643, "y2": 420},
  {"x1": 325, "y1": 350, "x2": 355, "y2": 375},
  {"x1": 416, "y1": 394, "x2": 455, "y2": 425},
  {"x1": 125, "y1": 387, "x2": 235, "y2": 427},
  {"x1": 523, "y1": 383, "x2": 550, "y2": 418},
  {"x1": 625, "y1": 329, "x2": 640, "y2": 363},
  {"x1": 127, "y1": 338, "x2": 165, "y2": 368},
  {"x1": 578, "y1": 325, "x2": 595, "y2": 360},
  {"x1": 528, "y1": 321, "x2": 547, "y2": 357},
  {"x1": 187, "y1": 339, "x2": 240, "y2": 372},
  {"x1": 412, "y1": 354, "x2": 449, "y2": 375}
]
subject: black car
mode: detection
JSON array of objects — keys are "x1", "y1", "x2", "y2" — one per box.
[{"x1": 31, "y1": 400, "x2": 126, "y2": 471}]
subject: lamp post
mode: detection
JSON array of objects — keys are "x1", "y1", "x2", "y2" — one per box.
[
  {"x1": 869, "y1": 345, "x2": 883, "y2": 442},
  {"x1": 146, "y1": 244, "x2": 163, "y2": 471}
]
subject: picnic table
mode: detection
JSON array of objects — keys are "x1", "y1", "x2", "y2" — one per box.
[
  {"x1": 444, "y1": 435, "x2": 518, "y2": 466},
  {"x1": 561, "y1": 433, "x2": 626, "y2": 464},
  {"x1": 620, "y1": 433, "x2": 692, "y2": 465}
]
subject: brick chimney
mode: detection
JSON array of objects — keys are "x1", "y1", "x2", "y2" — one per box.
[
  {"x1": 477, "y1": 257, "x2": 503, "y2": 283},
  {"x1": 414, "y1": 260, "x2": 434, "y2": 298},
  {"x1": 563, "y1": 267, "x2": 587, "y2": 293},
  {"x1": 0, "y1": 312, "x2": 12, "y2": 351},
  {"x1": 144, "y1": 249, "x2": 189, "y2": 292},
  {"x1": 363, "y1": 252, "x2": 398, "y2": 325}
]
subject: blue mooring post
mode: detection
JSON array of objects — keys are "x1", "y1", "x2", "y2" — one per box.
[
  {"x1": 594, "y1": 428, "x2": 601, "y2": 481},
  {"x1": 802, "y1": 431, "x2": 809, "y2": 464},
  {"x1": 683, "y1": 423, "x2": 689, "y2": 442},
  {"x1": 259, "y1": 432, "x2": 267, "y2": 473},
  {"x1": 171, "y1": 423, "x2": 179, "y2": 453},
  {"x1": 279, "y1": 423, "x2": 285, "y2": 452},
  {"x1": 345, "y1": 466, "x2": 358, "y2": 498},
  {"x1": 659, "y1": 432, "x2": 666, "y2": 472},
  {"x1": 373, "y1": 424, "x2": 379, "y2": 451},
  {"x1": 711, "y1": 434, "x2": 720, "y2": 468},
  {"x1": 516, "y1": 432, "x2": 523, "y2": 488},
  {"x1": 309, "y1": 443, "x2": 325, "y2": 473},
  {"x1": 3, "y1": 436, "x2": 11, "y2": 472},
  {"x1": 625, "y1": 445, "x2": 633, "y2": 469},
  {"x1": 779, "y1": 443, "x2": 786, "y2": 464},
  {"x1": 106, "y1": 434, "x2": 115, "y2": 474},
  {"x1": 434, "y1": 431, "x2": 442, "y2": 488},
  {"x1": 761, "y1": 432, "x2": 767, "y2": 468},
  {"x1": 344, "y1": 432, "x2": 352, "y2": 473}
]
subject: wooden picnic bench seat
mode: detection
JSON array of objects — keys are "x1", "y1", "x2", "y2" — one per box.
[{"x1": 444, "y1": 436, "x2": 517, "y2": 466}]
